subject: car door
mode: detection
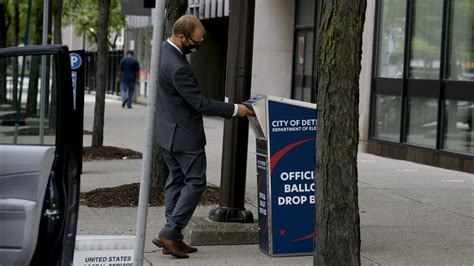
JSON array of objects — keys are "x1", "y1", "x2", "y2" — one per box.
[{"x1": 0, "y1": 45, "x2": 84, "y2": 265}]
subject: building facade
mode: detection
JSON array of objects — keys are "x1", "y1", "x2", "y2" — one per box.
[
  {"x1": 135, "y1": 0, "x2": 473, "y2": 172},
  {"x1": 368, "y1": 0, "x2": 473, "y2": 172}
]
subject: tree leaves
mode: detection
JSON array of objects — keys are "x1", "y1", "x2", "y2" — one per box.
[{"x1": 63, "y1": 0, "x2": 124, "y2": 50}]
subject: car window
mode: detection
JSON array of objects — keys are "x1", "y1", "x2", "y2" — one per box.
[{"x1": 0, "y1": 54, "x2": 58, "y2": 146}]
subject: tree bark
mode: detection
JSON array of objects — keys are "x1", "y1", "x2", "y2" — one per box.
[
  {"x1": 91, "y1": 0, "x2": 111, "y2": 147},
  {"x1": 314, "y1": 0, "x2": 366, "y2": 265},
  {"x1": 150, "y1": 145, "x2": 168, "y2": 189},
  {"x1": 26, "y1": 0, "x2": 44, "y2": 116},
  {"x1": 12, "y1": 0, "x2": 20, "y2": 109},
  {"x1": 0, "y1": 2, "x2": 7, "y2": 48},
  {"x1": 164, "y1": 0, "x2": 187, "y2": 37},
  {"x1": 0, "y1": 2, "x2": 8, "y2": 105},
  {"x1": 44, "y1": 0, "x2": 52, "y2": 115},
  {"x1": 49, "y1": 0, "x2": 62, "y2": 129},
  {"x1": 53, "y1": 0, "x2": 62, "y2": 44}
]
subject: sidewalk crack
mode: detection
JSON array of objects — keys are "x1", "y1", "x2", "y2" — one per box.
[
  {"x1": 90, "y1": 208, "x2": 121, "y2": 234},
  {"x1": 386, "y1": 189, "x2": 474, "y2": 219}
]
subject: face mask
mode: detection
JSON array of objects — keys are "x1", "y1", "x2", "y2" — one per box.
[{"x1": 182, "y1": 43, "x2": 201, "y2": 54}]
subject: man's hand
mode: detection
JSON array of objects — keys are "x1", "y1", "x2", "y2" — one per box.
[{"x1": 237, "y1": 104, "x2": 255, "y2": 117}]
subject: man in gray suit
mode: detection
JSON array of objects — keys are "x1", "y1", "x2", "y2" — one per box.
[{"x1": 151, "y1": 15, "x2": 254, "y2": 258}]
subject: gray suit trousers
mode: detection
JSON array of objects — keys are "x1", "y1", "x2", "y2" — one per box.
[{"x1": 159, "y1": 148, "x2": 207, "y2": 241}]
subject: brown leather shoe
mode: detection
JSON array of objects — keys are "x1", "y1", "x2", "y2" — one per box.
[
  {"x1": 152, "y1": 236, "x2": 189, "y2": 259},
  {"x1": 177, "y1": 241, "x2": 198, "y2": 253},
  {"x1": 161, "y1": 240, "x2": 197, "y2": 254}
]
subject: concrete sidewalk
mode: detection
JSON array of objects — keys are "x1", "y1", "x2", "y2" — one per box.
[{"x1": 78, "y1": 94, "x2": 474, "y2": 265}]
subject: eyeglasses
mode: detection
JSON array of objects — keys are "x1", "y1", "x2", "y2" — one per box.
[{"x1": 186, "y1": 35, "x2": 204, "y2": 45}]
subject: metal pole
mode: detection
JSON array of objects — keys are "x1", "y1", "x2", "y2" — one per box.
[
  {"x1": 134, "y1": 1, "x2": 165, "y2": 265},
  {"x1": 39, "y1": 0, "x2": 49, "y2": 144},
  {"x1": 209, "y1": 0, "x2": 256, "y2": 223}
]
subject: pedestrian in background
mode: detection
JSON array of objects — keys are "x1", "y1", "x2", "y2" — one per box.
[
  {"x1": 151, "y1": 15, "x2": 254, "y2": 259},
  {"x1": 117, "y1": 50, "x2": 140, "y2": 108}
]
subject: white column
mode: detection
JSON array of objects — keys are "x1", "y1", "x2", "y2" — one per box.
[
  {"x1": 251, "y1": 0, "x2": 295, "y2": 98},
  {"x1": 358, "y1": 0, "x2": 376, "y2": 152}
]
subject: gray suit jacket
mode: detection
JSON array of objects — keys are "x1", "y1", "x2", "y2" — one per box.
[{"x1": 156, "y1": 41, "x2": 234, "y2": 152}]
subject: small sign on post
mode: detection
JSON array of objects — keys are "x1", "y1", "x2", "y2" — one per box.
[
  {"x1": 73, "y1": 235, "x2": 135, "y2": 266},
  {"x1": 69, "y1": 52, "x2": 83, "y2": 111}
]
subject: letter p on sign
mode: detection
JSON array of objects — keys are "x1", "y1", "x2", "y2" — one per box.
[{"x1": 70, "y1": 53, "x2": 82, "y2": 70}]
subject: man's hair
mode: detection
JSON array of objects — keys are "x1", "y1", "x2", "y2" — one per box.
[
  {"x1": 172, "y1": 15, "x2": 206, "y2": 37},
  {"x1": 126, "y1": 50, "x2": 134, "y2": 56}
]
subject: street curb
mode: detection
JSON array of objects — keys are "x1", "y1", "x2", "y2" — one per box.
[{"x1": 183, "y1": 216, "x2": 258, "y2": 246}]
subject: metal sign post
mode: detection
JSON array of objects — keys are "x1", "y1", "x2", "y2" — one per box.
[{"x1": 133, "y1": 1, "x2": 165, "y2": 265}]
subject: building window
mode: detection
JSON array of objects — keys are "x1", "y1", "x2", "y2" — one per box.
[
  {"x1": 409, "y1": 0, "x2": 443, "y2": 80},
  {"x1": 444, "y1": 100, "x2": 474, "y2": 153},
  {"x1": 373, "y1": 95, "x2": 402, "y2": 140},
  {"x1": 406, "y1": 97, "x2": 438, "y2": 147},
  {"x1": 373, "y1": 0, "x2": 406, "y2": 140},
  {"x1": 377, "y1": 0, "x2": 406, "y2": 79},
  {"x1": 371, "y1": 0, "x2": 474, "y2": 156},
  {"x1": 443, "y1": 0, "x2": 474, "y2": 154},
  {"x1": 292, "y1": 31, "x2": 314, "y2": 102},
  {"x1": 405, "y1": 0, "x2": 443, "y2": 147},
  {"x1": 448, "y1": 0, "x2": 473, "y2": 81},
  {"x1": 292, "y1": 0, "x2": 316, "y2": 103}
]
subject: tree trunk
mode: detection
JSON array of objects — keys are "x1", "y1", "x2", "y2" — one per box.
[
  {"x1": 0, "y1": 2, "x2": 6, "y2": 46},
  {"x1": 164, "y1": 0, "x2": 187, "y2": 37},
  {"x1": 53, "y1": 0, "x2": 62, "y2": 44},
  {"x1": 12, "y1": 0, "x2": 20, "y2": 109},
  {"x1": 91, "y1": 0, "x2": 111, "y2": 147},
  {"x1": 314, "y1": 1, "x2": 366, "y2": 265},
  {"x1": 26, "y1": 0, "x2": 43, "y2": 117},
  {"x1": 44, "y1": 0, "x2": 52, "y2": 115},
  {"x1": 49, "y1": 0, "x2": 62, "y2": 129},
  {"x1": 150, "y1": 146, "x2": 168, "y2": 189},
  {"x1": 0, "y1": 2, "x2": 8, "y2": 105},
  {"x1": 150, "y1": 0, "x2": 187, "y2": 189},
  {"x1": 26, "y1": 55, "x2": 40, "y2": 116}
]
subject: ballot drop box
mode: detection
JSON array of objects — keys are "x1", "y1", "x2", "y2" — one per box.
[{"x1": 245, "y1": 95, "x2": 317, "y2": 256}]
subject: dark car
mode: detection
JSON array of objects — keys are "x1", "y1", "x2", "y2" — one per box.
[{"x1": 0, "y1": 45, "x2": 84, "y2": 265}]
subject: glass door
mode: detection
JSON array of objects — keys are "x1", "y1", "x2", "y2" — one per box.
[{"x1": 292, "y1": 30, "x2": 315, "y2": 103}]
